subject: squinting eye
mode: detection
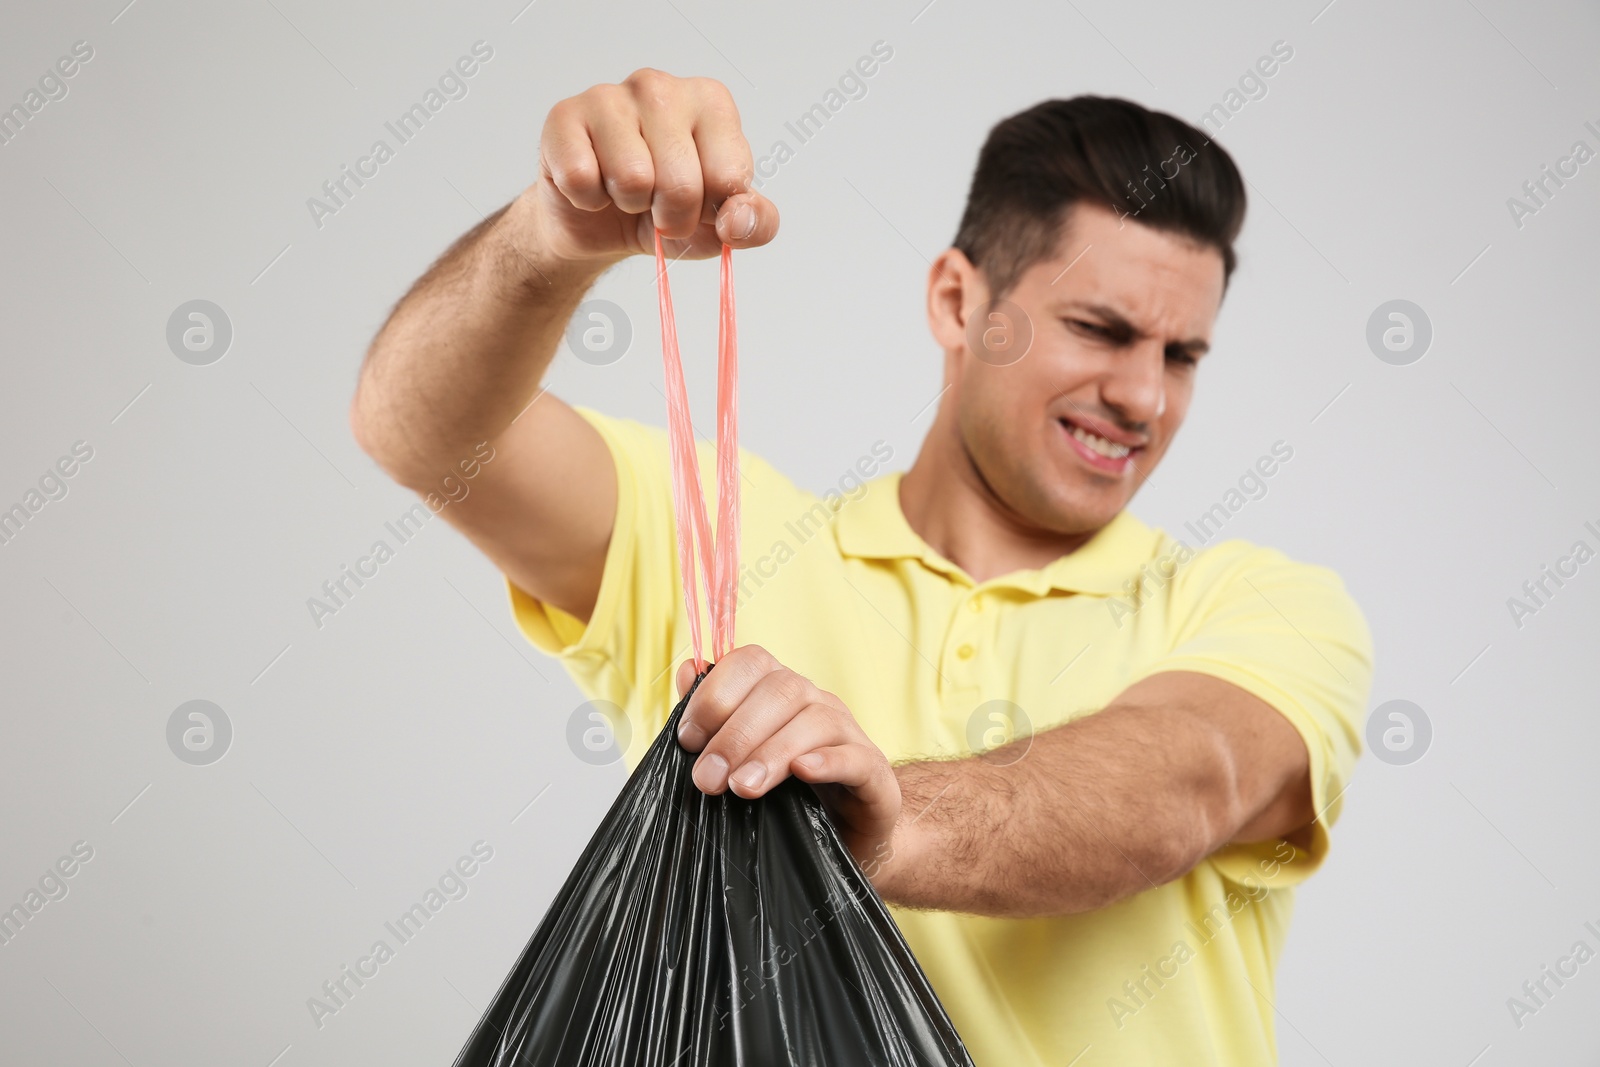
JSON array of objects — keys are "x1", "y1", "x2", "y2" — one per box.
[
  {"x1": 1067, "y1": 319, "x2": 1109, "y2": 337},
  {"x1": 1166, "y1": 351, "x2": 1197, "y2": 367}
]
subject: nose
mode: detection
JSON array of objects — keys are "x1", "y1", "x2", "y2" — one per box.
[{"x1": 1100, "y1": 341, "x2": 1167, "y2": 427}]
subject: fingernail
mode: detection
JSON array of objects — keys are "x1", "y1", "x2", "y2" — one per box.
[
  {"x1": 695, "y1": 753, "x2": 729, "y2": 793},
  {"x1": 794, "y1": 753, "x2": 823, "y2": 772},
  {"x1": 733, "y1": 202, "x2": 756, "y2": 239},
  {"x1": 678, "y1": 720, "x2": 708, "y2": 751},
  {"x1": 731, "y1": 762, "x2": 766, "y2": 793}
]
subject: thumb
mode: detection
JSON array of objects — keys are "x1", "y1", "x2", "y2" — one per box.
[
  {"x1": 713, "y1": 190, "x2": 778, "y2": 249},
  {"x1": 675, "y1": 658, "x2": 698, "y2": 699}
]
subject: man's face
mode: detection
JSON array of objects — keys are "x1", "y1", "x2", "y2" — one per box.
[{"x1": 944, "y1": 202, "x2": 1226, "y2": 537}]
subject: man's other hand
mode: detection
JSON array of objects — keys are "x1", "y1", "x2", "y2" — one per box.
[{"x1": 675, "y1": 645, "x2": 901, "y2": 875}]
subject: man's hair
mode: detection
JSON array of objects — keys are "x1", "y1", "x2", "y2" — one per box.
[{"x1": 952, "y1": 96, "x2": 1247, "y2": 299}]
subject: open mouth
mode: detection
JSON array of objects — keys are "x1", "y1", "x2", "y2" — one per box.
[{"x1": 1056, "y1": 416, "x2": 1144, "y2": 473}]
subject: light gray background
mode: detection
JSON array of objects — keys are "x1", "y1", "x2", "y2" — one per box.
[{"x1": 2, "y1": 0, "x2": 1596, "y2": 1064}]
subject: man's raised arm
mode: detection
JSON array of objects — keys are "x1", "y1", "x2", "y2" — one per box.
[{"x1": 349, "y1": 69, "x2": 777, "y2": 623}]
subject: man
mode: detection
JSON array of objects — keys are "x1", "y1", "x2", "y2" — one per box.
[{"x1": 351, "y1": 70, "x2": 1371, "y2": 1066}]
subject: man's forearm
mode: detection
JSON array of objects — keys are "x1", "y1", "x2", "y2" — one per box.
[
  {"x1": 873, "y1": 673, "x2": 1309, "y2": 918},
  {"x1": 350, "y1": 193, "x2": 612, "y2": 487}
]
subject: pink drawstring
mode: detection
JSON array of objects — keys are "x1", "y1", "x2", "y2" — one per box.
[{"x1": 653, "y1": 230, "x2": 740, "y2": 677}]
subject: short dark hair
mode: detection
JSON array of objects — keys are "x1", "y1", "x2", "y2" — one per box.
[{"x1": 951, "y1": 96, "x2": 1247, "y2": 300}]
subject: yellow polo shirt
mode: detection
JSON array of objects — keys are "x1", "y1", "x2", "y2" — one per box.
[{"x1": 506, "y1": 407, "x2": 1373, "y2": 1067}]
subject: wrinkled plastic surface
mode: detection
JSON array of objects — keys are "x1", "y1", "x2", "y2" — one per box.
[{"x1": 449, "y1": 668, "x2": 978, "y2": 1067}]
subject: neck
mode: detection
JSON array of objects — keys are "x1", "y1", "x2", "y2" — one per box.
[{"x1": 898, "y1": 407, "x2": 1099, "y2": 584}]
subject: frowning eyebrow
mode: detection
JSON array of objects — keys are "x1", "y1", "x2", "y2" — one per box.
[{"x1": 1059, "y1": 301, "x2": 1211, "y2": 358}]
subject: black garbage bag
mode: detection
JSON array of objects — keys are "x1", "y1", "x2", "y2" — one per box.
[{"x1": 450, "y1": 667, "x2": 977, "y2": 1066}]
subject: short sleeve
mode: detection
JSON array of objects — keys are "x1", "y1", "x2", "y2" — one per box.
[
  {"x1": 504, "y1": 406, "x2": 688, "y2": 746},
  {"x1": 1133, "y1": 539, "x2": 1374, "y2": 890}
]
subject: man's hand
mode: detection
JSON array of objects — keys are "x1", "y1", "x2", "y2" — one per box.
[
  {"x1": 674, "y1": 645, "x2": 901, "y2": 876},
  {"x1": 355, "y1": 68, "x2": 779, "y2": 631},
  {"x1": 531, "y1": 68, "x2": 780, "y2": 269}
]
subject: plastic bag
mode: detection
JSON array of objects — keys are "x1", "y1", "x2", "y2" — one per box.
[
  {"x1": 449, "y1": 669, "x2": 977, "y2": 1066},
  {"x1": 449, "y1": 232, "x2": 975, "y2": 1066}
]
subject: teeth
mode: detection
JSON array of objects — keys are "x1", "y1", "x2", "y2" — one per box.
[{"x1": 1069, "y1": 424, "x2": 1131, "y2": 460}]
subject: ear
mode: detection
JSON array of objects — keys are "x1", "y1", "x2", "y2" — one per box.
[{"x1": 925, "y1": 248, "x2": 985, "y2": 361}]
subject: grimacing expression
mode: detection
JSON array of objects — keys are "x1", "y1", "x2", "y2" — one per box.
[{"x1": 956, "y1": 202, "x2": 1227, "y2": 536}]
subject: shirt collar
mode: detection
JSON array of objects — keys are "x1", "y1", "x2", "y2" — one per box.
[{"x1": 832, "y1": 471, "x2": 1160, "y2": 596}]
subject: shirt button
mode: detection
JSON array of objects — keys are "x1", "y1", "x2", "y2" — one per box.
[
  {"x1": 957, "y1": 643, "x2": 975, "y2": 660},
  {"x1": 968, "y1": 599, "x2": 983, "y2": 613}
]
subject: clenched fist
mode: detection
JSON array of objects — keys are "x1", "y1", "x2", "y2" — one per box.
[{"x1": 526, "y1": 68, "x2": 779, "y2": 267}]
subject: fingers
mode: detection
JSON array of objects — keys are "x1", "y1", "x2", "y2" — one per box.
[
  {"x1": 540, "y1": 98, "x2": 609, "y2": 212},
  {"x1": 687, "y1": 76, "x2": 751, "y2": 202},
  {"x1": 792, "y1": 743, "x2": 885, "y2": 791},
  {"x1": 669, "y1": 646, "x2": 901, "y2": 867},
  {"x1": 687, "y1": 657, "x2": 817, "y2": 790},
  {"x1": 587, "y1": 83, "x2": 657, "y2": 217},
  {"x1": 677, "y1": 643, "x2": 780, "y2": 752},
  {"x1": 793, "y1": 744, "x2": 902, "y2": 853},
  {"x1": 687, "y1": 80, "x2": 778, "y2": 249},
  {"x1": 539, "y1": 70, "x2": 777, "y2": 251},
  {"x1": 677, "y1": 644, "x2": 860, "y2": 796},
  {"x1": 631, "y1": 71, "x2": 703, "y2": 239},
  {"x1": 717, "y1": 704, "x2": 840, "y2": 798}
]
